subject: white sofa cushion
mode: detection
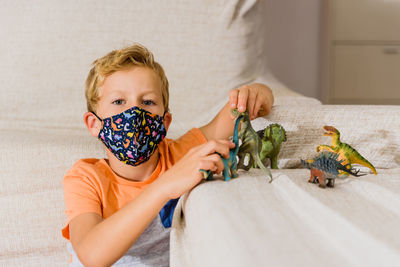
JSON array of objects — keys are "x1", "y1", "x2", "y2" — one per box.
[
  {"x1": 0, "y1": 0, "x2": 268, "y2": 133},
  {"x1": 0, "y1": 129, "x2": 104, "y2": 265}
]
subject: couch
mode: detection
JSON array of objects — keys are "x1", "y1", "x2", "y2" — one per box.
[{"x1": 1, "y1": 1, "x2": 399, "y2": 266}]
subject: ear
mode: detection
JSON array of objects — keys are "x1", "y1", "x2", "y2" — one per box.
[
  {"x1": 163, "y1": 112, "x2": 172, "y2": 132},
  {"x1": 83, "y1": 112, "x2": 101, "y2": 137}
]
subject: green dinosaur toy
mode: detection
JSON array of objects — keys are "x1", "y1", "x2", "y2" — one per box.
[
  {"x1": 316, "y1": 126, "x2": 377, "y2": 175},
  {"x1": 233, "y1": 109, "x2": 273, "y2": 183},
  {"x1": 199, "y1": 109, "x2": 243, "y2": 181},
  {"x1": 255, "y1": 123, "x2": 286, "y2": 169},
  {"x1": 301, "y1": 152, "x2": 366, "y2": 188}
]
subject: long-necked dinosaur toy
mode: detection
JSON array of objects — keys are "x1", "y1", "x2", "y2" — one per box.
[
  {"x1": 199, "y1": 109, "x2": 243, "y2": 181},
  {"x1": 200, "y1": 108, "x2": 273, "y2": 182},
  {"x1": 234, "y1": 109, "x2": 273, "y2": 182}
]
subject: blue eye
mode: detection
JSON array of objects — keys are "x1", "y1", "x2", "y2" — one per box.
[
  {"x1": 143, "y1": 100, "x2": 155, "y2": 106},
  {"x1": 112, "y1": 99, "x2": 125, "y2": 105}
]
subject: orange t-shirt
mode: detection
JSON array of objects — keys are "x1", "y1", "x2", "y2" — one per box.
[{"x1": 62, "y1": 128, "x2": 207, "y2": 240}]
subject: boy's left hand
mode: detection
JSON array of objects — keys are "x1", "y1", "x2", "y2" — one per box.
[{"x1": 229, "y1": 83, "x2": 274, "y2": 120}]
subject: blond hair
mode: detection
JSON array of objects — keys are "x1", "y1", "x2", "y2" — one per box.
[{"x1": 85, "y1": 43, "x2": 169, "y2": 113}]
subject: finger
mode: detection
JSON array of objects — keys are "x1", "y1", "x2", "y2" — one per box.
[
  {"x1": 199, "y1": 140, "x2": 235, "y2": 159},
  {"x1": 253, "y1": 99, "x2": 263, "y2": 118},
  {"x1": 247, "y1": 90, "x2": 257, "y2": 120},
  {"x1": 237, "y1": 86, "x2": 249, "y2": 112},
  {"x1": 206, "y1": 153, "x2": 225, "y2": 174},
  {"x1": 260, "y1": 92, "x2": 274, "y2": 116},
  {"x1": 198, "y1": 159, "x2": 218, "y2": 173},
  {"x1": 208, "y1": 140, "x2": 233, "y2": 159},
  {"x1": 229, "y1": 89, "x2": 239, "y2": 109},
  {"x1": 258, "y1": 102, "x2": 271, "y2": 117}
]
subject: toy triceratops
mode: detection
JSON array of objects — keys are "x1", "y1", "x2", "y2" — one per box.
[{"x1": 256, "y1": 123, "x2": 286, "y2": 169}]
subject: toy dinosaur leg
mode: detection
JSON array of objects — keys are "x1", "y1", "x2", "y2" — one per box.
[
  {"x1": 326, "y1": 178, "x2": 335, "y2": 188},
  {"x1": 199, "y1": 169, "x2": 213, "y2": 180},
  {"x1": 221, "y1": 158, "x2": 232, "y2": 181},
  {"x1": 232, "y1": 170, "x2": 239, "y2": 178},
  {"x1": 229, "y1": 148, "x2": 239, "y2": 178},
  {"x1": 246, "y1": 154, "x2": 254, "y2": 171},
  {"x1": 238, "y1": 141, "x2": 252, "y2": 170},
  {"x1": 230, "y1": 161, "x2": 239, "y2": 178},
  {"x1": 238, "y1": 153, "x2": 250, "y2": 171},
  {"x1": 310, "y1": 168, "x2": 325, "y2": 188},
  {"x1": 309, "y1": 168, "x2": 320, "y2": 184},
  {"x1": 308, "y1": 171, "x2": 317, "y2": 184},
  {"x1": 318, "y1": 174, "x2": 326, "y2": 188},
  {"x1": 259, "y1": 143, "x2": 272, "y2": 169},
  {"x1": 230, "y1": 158, "x2": 239, "y2": 178},
  {"x1": 237, "y1": 152, "x2": 245, "y2": 169},
  {"x1": 270, "y1": 155, "x2": 278, "y2": 169},
  {"x1": 223, "y1": 169, "x2": 231, "y2": 181},
  {"x1": 239, "y1": 153, "x2": 252, "y2": 171},
  {"x1": 316, "y1": 145, "x2": 334, "y2": 153}
]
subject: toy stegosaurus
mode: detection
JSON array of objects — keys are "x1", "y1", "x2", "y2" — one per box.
[{"x1": 301, "y1": 152, "x2": 365, "y2": 188}]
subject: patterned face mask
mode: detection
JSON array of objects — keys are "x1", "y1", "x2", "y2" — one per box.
[{"x1": 93, "y1": 106, "x2": 167, "y2": 166}]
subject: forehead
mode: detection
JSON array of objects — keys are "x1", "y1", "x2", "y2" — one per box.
[{"x1": 99, "y1": 66, "x2": 162, "y2": 97}]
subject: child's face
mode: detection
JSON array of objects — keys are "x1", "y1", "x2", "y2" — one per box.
[
  {"x1": 96, "y1": 66, "x2": 166, "y2": 118},
  {"x1": 85, "y1": 66, "x2": 172, "y2": 140}
]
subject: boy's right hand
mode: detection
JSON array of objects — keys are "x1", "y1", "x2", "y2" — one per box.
[{"x1": 154, "y1": 140, "x2": 235, "y2": 200}]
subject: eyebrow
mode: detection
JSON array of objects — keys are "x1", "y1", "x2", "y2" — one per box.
[
  {"x1": 140, "y1": 90, "x2": 159, "y2": 96},
  {"x1": 106, "y1": 89, "x2": 160, "y2": 99}
]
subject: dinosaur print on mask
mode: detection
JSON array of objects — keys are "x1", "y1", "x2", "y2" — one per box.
[{"x1": 94, "y1": 106, "x2": 166, "y2": 166}]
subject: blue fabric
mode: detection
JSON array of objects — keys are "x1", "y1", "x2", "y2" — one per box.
[{"x1": 159, "y1": 198, "x2": 179, "y2": 228}]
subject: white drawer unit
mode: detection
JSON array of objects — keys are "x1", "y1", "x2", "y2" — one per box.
[{"x1": 321, "y1": 0, "x2": 400, "y2": 105}]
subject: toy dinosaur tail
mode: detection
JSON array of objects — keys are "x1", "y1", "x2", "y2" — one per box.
[
  {"x1": 255, "y1": 154, "x2": 273, "y2": 183},
  {"x1": 338, "y1": 163, "x2": 367, "y2": 177},
  {"x1": 343, "y1": 143, "x2": 376, "y2": 175},
  {"x1": 350, "y1": 155, "x2": 377, "y2": 175}
]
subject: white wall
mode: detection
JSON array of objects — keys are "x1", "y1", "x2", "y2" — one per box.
[{"x1": 263, "y1": 0, "x2": 322, "y2": 100}]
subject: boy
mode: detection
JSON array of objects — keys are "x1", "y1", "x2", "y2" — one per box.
[{"x1": 62, "y1": 43, "x2": 274, "y2": 266}]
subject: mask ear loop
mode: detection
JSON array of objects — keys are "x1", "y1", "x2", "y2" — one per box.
[{"x1": 91, "y1": 112, "x2": 103, "y2": 122}]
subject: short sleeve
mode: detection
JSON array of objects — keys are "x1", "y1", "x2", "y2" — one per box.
[
  {"x1": 61, "y1": 170, "x2": 102, "y2": 240},
  {"x1": 166, "y1": 128, "x2": 208, "y2": 164}
]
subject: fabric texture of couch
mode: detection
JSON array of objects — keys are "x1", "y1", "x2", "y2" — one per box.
[{"x1": 0, "y1": 1, "x2": 399, "y2": 266}]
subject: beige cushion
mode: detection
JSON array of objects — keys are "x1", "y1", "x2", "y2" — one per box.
[
  {"x1": 0, "y1": 129, "x2": 105, "y2": 265},
  {"x1": 0, "y1": 0, "x2": 268, "y2": 132}
]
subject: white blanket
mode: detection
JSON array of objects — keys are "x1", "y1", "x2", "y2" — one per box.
[{"x1": 171, "y1": 169, "x2": 400, "y2": 267}]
